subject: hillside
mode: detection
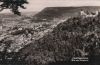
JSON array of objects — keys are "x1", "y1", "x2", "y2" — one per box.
[
  {"x1": 20, "y1": 14, "x2": 100, "y2": 65},
  {"x1": 0, "y1": 12, "x2": 60, "y2": 65},
  {"x1": 33, "y1": 6, "x2": 100, "y2": 21},
  {"x1": 0, "y1": 7, "x2": 100, "y2": 65}
]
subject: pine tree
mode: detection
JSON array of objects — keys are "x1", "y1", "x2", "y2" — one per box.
[{"x1": 0, "y1": 0, "x2": 28, "y2": 15}]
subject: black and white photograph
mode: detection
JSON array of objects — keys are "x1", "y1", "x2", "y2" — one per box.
[{"x1": 0, "y1": 0, "x2": 100, "y2": 65}]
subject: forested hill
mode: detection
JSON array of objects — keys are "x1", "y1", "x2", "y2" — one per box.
[
  {"x1": 20, "y1": 13, "x2": 100, "y2": 65},
  {"x1": 33, "y1": 6, "x2": 100, "y2": 21}
]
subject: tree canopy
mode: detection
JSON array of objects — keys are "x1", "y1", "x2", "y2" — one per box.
[{"x1": 0, "y1": 0, "x2": 28, "y2": 15}]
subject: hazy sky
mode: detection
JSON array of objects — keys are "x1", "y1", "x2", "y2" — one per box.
[{"x1": 1, "y1": 0, "x2": 100, "y2": 13}]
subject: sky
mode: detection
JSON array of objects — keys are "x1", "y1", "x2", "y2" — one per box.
[{"x1": 1, "y1": 0, "x2": 100, "y2": 13}]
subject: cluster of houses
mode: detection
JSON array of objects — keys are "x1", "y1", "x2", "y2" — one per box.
[{"x1": 80, "y1": 10, "x2": 100, "y2": 18}]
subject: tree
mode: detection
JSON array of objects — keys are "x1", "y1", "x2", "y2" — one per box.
[{"x1": 0, "y1": 0, "x2": 28, "y2": 15}]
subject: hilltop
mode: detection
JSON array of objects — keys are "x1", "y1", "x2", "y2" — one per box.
[{"x1": 33, "y1": 6, "x2": 100, "y2": 21}]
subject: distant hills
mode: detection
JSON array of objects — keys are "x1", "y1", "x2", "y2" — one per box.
[
  {"x1": 33, "y1": 6, "x2": 100, "y2": 21},
  {"x1": 0, "y1": 12, "x2": 37, "y2": 18}
]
